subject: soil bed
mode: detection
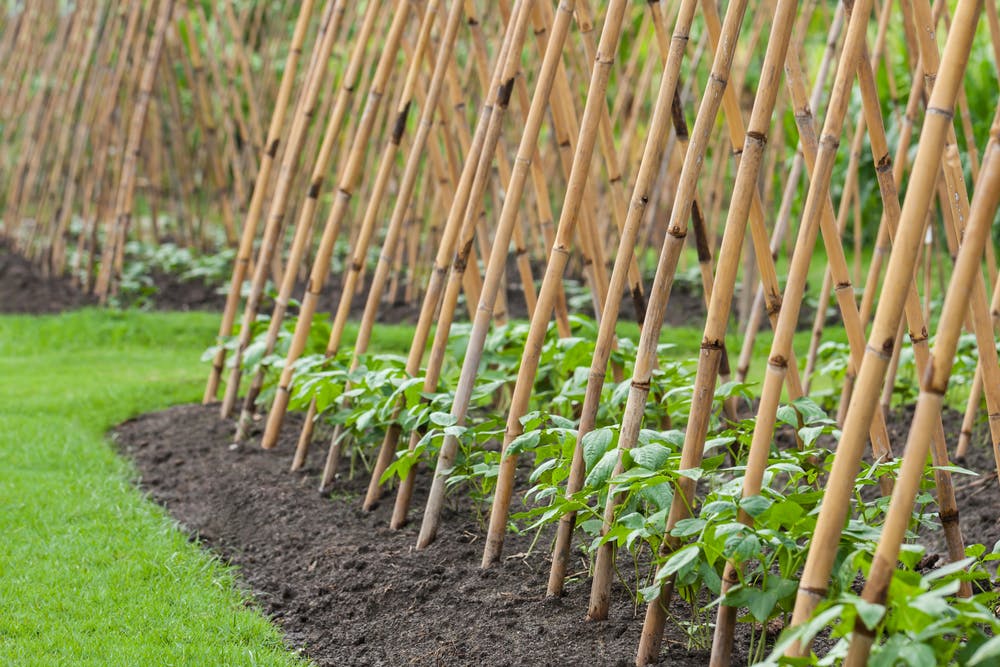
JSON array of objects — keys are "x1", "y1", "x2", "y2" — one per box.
[
  {"x1": 116, "y1": 404, "x2": 766, "y2": 666},
  {"x1": 0, "y1": 242, "x2": 95, "y2": 313},
  {"x1": 115, "y1": 403, "x2": 1000, "y2": 665}
]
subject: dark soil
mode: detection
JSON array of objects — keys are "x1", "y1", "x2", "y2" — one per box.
[
  {"x1": 0, "y1": 242, "x2": 95, "y2": 313},
  {"x1": 114, "y1": 402, "x2": 1000, "y2": 666},
  {"x1": 116, "y1": 404, "x2": 770, "y2": 666},
  {"x1": 890, "y1": 404, "x2": 1000, "y2": 558}
]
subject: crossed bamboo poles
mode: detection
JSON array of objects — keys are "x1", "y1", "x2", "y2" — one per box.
[
  {"x1": 9, "y1": 1, "x2": 999, "y2": 663},
  {"x1": 1, "y1": 1, "x2": 286, "y2": 296}
]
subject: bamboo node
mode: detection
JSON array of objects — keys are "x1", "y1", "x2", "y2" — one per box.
[
  {"x1": 799, "y1": 584, "x2": 828, "y2": 600},
  {"x1": 940, "y1": 509, "x2": 961, "y2": 525},
  {"x1": 497, "y1": 78, "x2": 515, "y2": 106},
  {"x1": 746, "y1": 130, "x2": 768, "y2": 146},
  {"x1": 926, "y1": 105, "x2": 954, "y2": 120},
  {"x1": 391, "y1": 103, "x2": 412, "y2": 144},
  {"x1": 700, "y1": 338, "x2": 724, "y2": 351}
]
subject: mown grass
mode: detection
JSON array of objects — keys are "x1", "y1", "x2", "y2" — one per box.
[{"x1": 0, "y1": 309, "x2": 310, "y2": 666}]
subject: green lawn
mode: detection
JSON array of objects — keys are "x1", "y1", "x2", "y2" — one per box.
[{"x1": 0, "y1": 310, "x2": 308, "y2": 667}]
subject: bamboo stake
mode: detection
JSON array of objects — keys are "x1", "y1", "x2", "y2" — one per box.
[
  {"x1": 956, "y1": 268, "x2": 1000, "y2": 459},
  {"x1": 91, "y1": 0, "x2": 174, "y2": 302},
  {"x1": 236, "y1": 0, "x2": 412, "y2": 449},
  {"x1": 547, "y1": 0, "x2": 710, "y2": 598},
  {"x1": 359, "y1": 0, "x2": 573, "y2": 513},
  {"x1": 203, "y1": 0, "x2": 317, "y2": 403},
  {"x1": 430, "y1": 0, "x2": 629, "y2": 551},
  {"x1": 379, "y1": 0, "x2": 565, "y2": 525},
  {"x1": 786, "y1": 0, "x2": 982, "y2": 650},
  {"x1": 597, "y1": 0, "x2": 807, "y2": 626},
  {"x1": 845, "y1": 115, "x2": 1000, "y2": 667},
  {"x1": 282, "y1": 3, "x2": 492, "y2": 480},
  {"x1": 710, "y1": 8, "x2": 934, "y2": 657},
  {"x1": 346, "y1": 0, "x2": 539, "y2": 506},
  {"x1": 219, "y1": 0, "x2": 345, "y2": 418},
  {"x1": 633, "y1": 0, "x2": 812, "y2": 657}
]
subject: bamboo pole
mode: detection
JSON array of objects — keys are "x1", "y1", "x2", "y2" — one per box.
[
  {"x1": 236, "y1": 0, "x2": 414, "y2": 449},
  {"x1": 91, "y1": 0, "x2": 174, "y2": 303},
  {"x1": 547, "y1": 0, "x2": 707, "y2": 598},
  {"x1": 633, "y1": 0, "x2": 808, "y2": 657},
  {"x1": 379, "y1": 0, "x2": 566, "y2": 525},
  {"x1": 595, "y1": 0, "x2": 806, "y2": 626},
  {"x1": 956, "y1": 268, "x2": 1000, "y2": 459},
  {"x1": 358, "y1": 0, "x2": 580, "y2": 515},
  {"x1": 284, "y1": 0, "x2": 492, "y2": 480},
  {"x1": 348, "y1": 0, "x2": 538, "y2": 506},
  {"x1": 414, "y1": 0, "x2": 631, "y2": 552},
  {"x1": 203, "y1": 0, "x2": 317, "y2": 403},
  {"x1": 845, "y1": 114, "x2": 1000, "y2": 667},
  {"x1": 708, "y1": 2, "x2": 931, "y2": 658},
  {"x1": 786, "y1": 0, "x2": 982, "y2": 651},
  {"x1": 219, "y1": 0, "x2": 345, "y2": 418}
]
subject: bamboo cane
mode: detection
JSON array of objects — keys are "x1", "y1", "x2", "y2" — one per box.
[
  {"x1": 346, "y1": 0, "x2": 540, "y2": 507},
  {"x1": 219, "y1": 0, "x2": 346, "y2": 418},
  {"x1": 633, "y1": 0, "x2": 811, "y2": 658},
  {"x1": 236, "y1": 0, "x2": 418, "y2": 449},
  {"x1": 595, "y1": 0, "x2": 808, "y2": 626},
  {"x1": 203, "y1": 0, "x2": 317, "y2": 403},
  {"x1": 91, "y1": 0, "x2": 174, "y2": 303},
  {"x1": 44, "y1": 6, "x2": 106, "y2": 274},
  {"x1": 956, "y1": 268, "x2": 1000, "y2": 459},
  {"x1": 414, "y1": 0, "x2": 630, "y2": 552},
  {"x1": 786, "y1": 0, "x2": 982, "y2": 651},
  {"x1": 282, "y1": 0, "x2": 492, "y2": 480},
  {"x1": 380, "y1": 0, "x2": 572, "y2": 525},
  {"x1": 358, "y1": 0, "x2": 579, "y2": 515},
  {"x1": 547, "y1": 0, "x2": 711, "y2": 598},
  {"x1": 801, "y1": 82, "x2": 866, "y2": 391},
  {"x1": 845, "y1": 115, "x2": 1000, "y2": 667},
  {"x1": 737, "y1": 3, "x2": 844, "y2": 384}
]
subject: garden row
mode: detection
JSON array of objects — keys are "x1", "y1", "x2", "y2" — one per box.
[{"x1": 4, "y1": 0, "x2": 1000, "y2": 664}]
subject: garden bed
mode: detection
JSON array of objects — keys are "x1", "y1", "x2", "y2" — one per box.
[
  {"x1": 0, "y1": 242, "x2": 95, "y2": 313},
  {"x1": 115, "y1": 404, "x2": 762, "y2": 666},
  {"x1": 115, "y1": 403, "x2": 1000, "y2": 666}
]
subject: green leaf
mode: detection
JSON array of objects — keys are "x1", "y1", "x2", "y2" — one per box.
[
  {"x1": 430, "y1": 411, "x2": 458, "y2": 427},
  {"x1": 798, "y1": 425, "x2": 826, "y2": 448},
  {"x1": 898, "y1": 642, "x2": 937, "y2": 667},
  {"x1": 923, "y1": 556, "x2": 973, "y2": 582},
  {"x1": 739, "y1": 495, "x2": 772, "y2": 518},
  {"x1": 792, "y1": 397, "x2": 831, "y2": 425},
  {"x1": 968, "y1": 635, "x2": 1000, "y2": 665},
  {"x1": 505, "y1": 430, "x2": 540, "y2": 457},
  {"x1": 747, "y1": 588, "x2": 779, "y2": 623},
  {"x1": 585, "y1": 448, "x2": 619, "y2": 489},
  {"x1": 610, "y1": 381, "x2": 631, "y2": 406},
  {"x1": 776, "y1": 404, "x2": 799, "y2": 427},
  {"x1": 662, "y1": 544, "x2": 700, "y2": 577},
  {"x1": 549, "y1": 414, "x2": 576, "y2": 429},
  {"x1": 852, "y1": 598, "x2": 885, "y2": 630},
  {"x1": 670, "y1": 518, "x2": 706, "y2": 538},
  {"x1": 629, "y1": 443, "x2": 672, "y2": 471},
  {"x1": 582, "y1": 428, "x2": 614, "y2": 469}
]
